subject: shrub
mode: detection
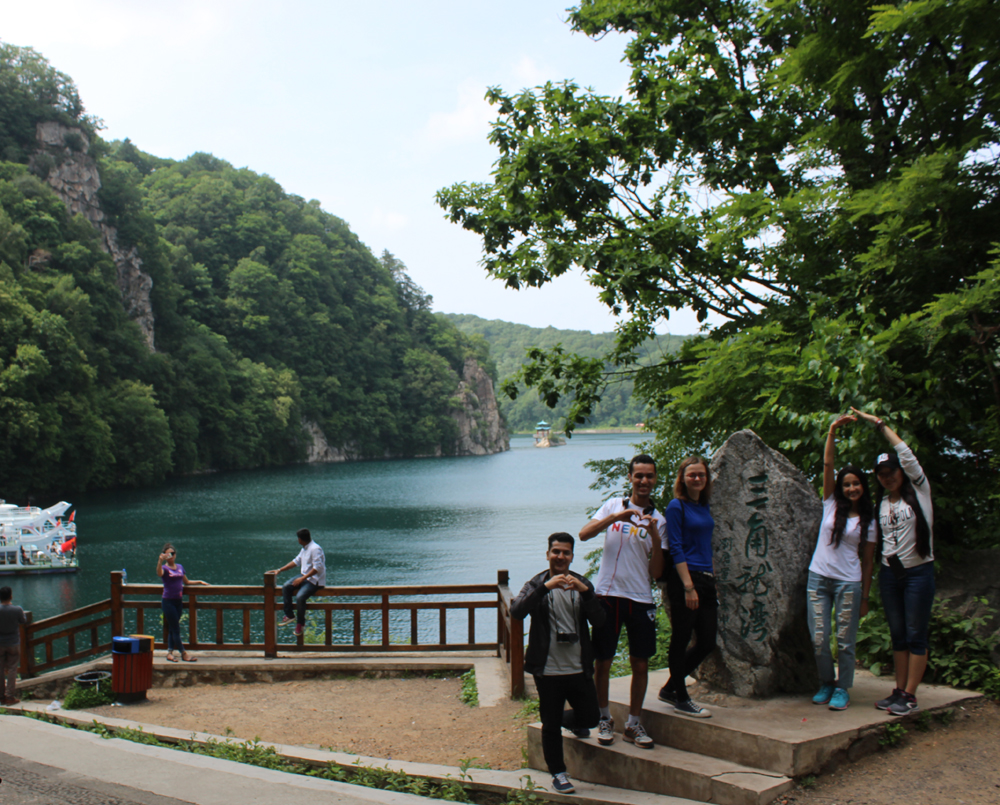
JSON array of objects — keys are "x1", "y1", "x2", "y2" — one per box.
[
  {"x1": 856, "y1": 591, "x2": 999, "y2": 698},
  {"x1": 62, "y1": 681, "x2": 114, "y2": 710}
]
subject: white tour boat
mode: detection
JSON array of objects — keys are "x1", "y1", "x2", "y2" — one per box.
[{"x1": 0, "y1": 499, "x2": 78, "y2": 575}]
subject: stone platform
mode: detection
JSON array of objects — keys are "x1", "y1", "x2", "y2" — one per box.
[{"x1": 527, "y1": 668, "x2": 981, "y2": 805}]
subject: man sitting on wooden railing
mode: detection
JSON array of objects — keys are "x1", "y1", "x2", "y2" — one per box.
[{"x1": 269, "y1": 529, "x2": 326, "y2": 637}]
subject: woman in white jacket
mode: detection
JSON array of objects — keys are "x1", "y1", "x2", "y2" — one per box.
[{"x1": 852, "y1": 408, "x2": 935, "y2": 716}]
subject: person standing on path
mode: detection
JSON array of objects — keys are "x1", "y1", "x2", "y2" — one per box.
[
  {"x1": 852, "y1": 407, "x2": 936, "y2": 716},
  {"x1": 580, "y1": 455, "x2": 666, "y2": 749},
  {"x1": 512, "y1": 533, "x2": 605, "y2": 795},
  {"x1": 0, "y1": 585, "x2": 27, "y2": 705},
  {"x1": 657, "y1": 456, "x2": 720, "y2": 718},
  {"x1": 803, "y1": 416, "x2": 876, "y2": 712},
  {"x1": 157, "y1": 543, "x2": 210, "y2": 662},
  {"x1": 271, "y1": 528, "x2": 326, "y2": 636}
]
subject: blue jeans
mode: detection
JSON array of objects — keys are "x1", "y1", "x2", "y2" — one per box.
[
  {"x1": 162, "y1": 598, "x2": 185, "y2": 653},
  {"x1": 282, "y1": 580, "x2": 321, "y2": 626},
  {"x1": 879, "y1": 561, "x2": 935, "y2": 655},
  {"x1": 806, "y1": 571, "x2": 862, "y2": 689}
]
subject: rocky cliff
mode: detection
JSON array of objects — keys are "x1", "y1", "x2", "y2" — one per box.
[
  {"x1": 452, "y1": 357, "x2": 509, "y2": 456},
  {"x1": 29, "y1": 121, "x2": 156, "y2": 350},
  {"x1": 303, "y1": 357, "x2": 508, "y2": 462}
]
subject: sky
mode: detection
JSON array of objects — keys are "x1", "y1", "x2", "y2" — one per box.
[{"x1": 3, "y1": 0, "x2": 705, "y2": 335}]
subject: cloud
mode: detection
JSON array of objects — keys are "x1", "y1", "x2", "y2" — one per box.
[
  {"x1": 369, "y1": 209, "x2": 410, "y2": 232},
  {"x1": 512, "y1": 55, "x2": 549, "y2": 87},
  {"x1": 3, "y1": 0, "x2": 226, "y2": 49},
  {"x1": 421, "y1": 79, "x2": 493, "y2": 147}
]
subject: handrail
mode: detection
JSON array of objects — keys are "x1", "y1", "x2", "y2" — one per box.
[
  {"x1": 19, "y1": 570, "x2": 525, "y2": 695},
  {"x1": 496, "y1": 570, "x2": 525, "y2": 697},
  {"x1": 21, "y1": 601, "x2": 113, "y2": 677}
]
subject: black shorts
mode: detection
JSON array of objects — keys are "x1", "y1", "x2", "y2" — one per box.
[{"x1": 592, "y1": 595, "x2": 657, "y2": 661}]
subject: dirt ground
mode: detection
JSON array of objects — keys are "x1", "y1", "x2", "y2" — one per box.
[
  {"x1": 780, "y1": 697, "x2": 1000, "y2": 805},
  {"x1": 86, "y1": 680, "x2": 1000, "y2": 803},
  {"x1": 87, "y1": 675, "x2": 532, "y2": 769}
]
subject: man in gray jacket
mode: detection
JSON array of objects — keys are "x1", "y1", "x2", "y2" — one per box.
[
  {"x1": 511, "y1": 533, "x2": 605, "y2": 795},
  {"x1": 0, "y1": 586, "x2": 27, "y2": 705}
]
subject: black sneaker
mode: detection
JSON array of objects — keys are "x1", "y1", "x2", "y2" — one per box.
[
  {"x1": 561, "y1": 711, "x2": 590, "y2": 738},
  {"x1": 551, "y1": 772, "x2": 575, "y2": 794},
  {"x1": 887, "y1": 692, "x2": 919, "y2": 716},
  {"x1": 673, "y1": 698, "x2": 711, "y2": 718},
  {"x1": 657, "y1": 686, "x2": 678, "y2": 707},
  {"x1": 875, "y1": 687, "x2": 905, "y2": 711}
]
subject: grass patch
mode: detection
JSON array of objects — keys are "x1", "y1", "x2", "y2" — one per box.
[
  {"x1": 460, "y1": 669, "x2": 479, "y2": 707},
  {"x1": 878, "y1": 722, "x2": 907, "y2": 748},
  {"x1": 515, "y1": 697, "x2": 539, "y2": 720},
  {"x1": 20, "y1": 713, "x2": 551, "y2": 804}
]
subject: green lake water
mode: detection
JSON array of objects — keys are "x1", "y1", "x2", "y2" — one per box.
[{"x1": 7, "y1": 433, "x2": 642, "y2": 629}]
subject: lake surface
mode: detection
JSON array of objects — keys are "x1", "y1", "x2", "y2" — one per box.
[{"x1": 7, "y1": 433, "x2": 643, "y2": 624}]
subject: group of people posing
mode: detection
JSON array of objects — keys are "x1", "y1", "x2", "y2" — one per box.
[{"x1": 512, "y1": 408, "x2": 936, "y2": 795}]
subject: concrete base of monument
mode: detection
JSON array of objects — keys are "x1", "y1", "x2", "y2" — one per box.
[{"x1": 526, "y1": 668, "x2": 981, "y2": 805}]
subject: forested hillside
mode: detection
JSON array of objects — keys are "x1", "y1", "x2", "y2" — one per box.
[
  {"x1": 445, "y1": 314, "x2": 686, "y2": 432},
  {"x1": 0, "y1": 43, "x2": 503, "y2": 500}
]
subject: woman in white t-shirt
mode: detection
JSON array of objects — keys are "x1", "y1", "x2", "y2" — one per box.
[
  {"x1": 806, "y1": 414, "x2": 876, "y2": 712},
  {"x1": 852, "y1": 407, "x2": 935, "y2": 717}
]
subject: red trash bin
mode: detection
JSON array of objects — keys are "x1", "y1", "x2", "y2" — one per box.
[{"x1": 112, "y1": 649, "x2": 153, "y2": 703}]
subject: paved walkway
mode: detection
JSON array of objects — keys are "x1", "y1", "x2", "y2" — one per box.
[{"x1": 0, "y1": 715, "x2": 447, "y2": 805}]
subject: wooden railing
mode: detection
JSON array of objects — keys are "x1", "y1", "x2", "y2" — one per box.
[
  {"x1": 21, "y1": 570, "x2": 526, "y2": 696},
  {"x1": 497, "y1": 569, "x2": 524, "y2": 698}
]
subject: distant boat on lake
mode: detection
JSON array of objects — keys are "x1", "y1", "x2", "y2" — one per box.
[{"x1": 0, "y1": 500, "x2": 78, "y2": 575}]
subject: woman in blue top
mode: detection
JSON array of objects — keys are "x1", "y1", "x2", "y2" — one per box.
[
  {"x1": 806, "y1": 415, "x2": 876, "y2": 712},
  {"x1": 657, "y1": 456, "x2": 717, "y2": 718}
]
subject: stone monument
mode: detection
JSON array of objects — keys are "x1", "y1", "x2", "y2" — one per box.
[{"x1": 698, "y1": 430, "x2": 822, "y2": 697}]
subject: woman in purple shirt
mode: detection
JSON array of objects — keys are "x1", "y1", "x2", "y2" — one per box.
[{"x1": 157, "y1": 543, "x2": 209, "y2": 662}]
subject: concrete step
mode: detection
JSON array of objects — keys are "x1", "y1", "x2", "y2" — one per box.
[
  {"x1": 607, "y1": 669, "x2": 982, "y2": 777},
  {"x1": 527, "y1": 724, "x2": 793, "y2": 805}
]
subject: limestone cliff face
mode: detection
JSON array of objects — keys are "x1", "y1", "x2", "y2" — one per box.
[
  {"x1": 301, "y1": 419, "x2": 356, "y2": 463},
  {"x1": 303, "y1": 358, "x2": 508, "y2": 462},
  {"x1": 30, "y1": 121, "x2": 155, "y2": 350},
  {"x1": 451, "y1": 357, "x2": 509, "y2": 456}
]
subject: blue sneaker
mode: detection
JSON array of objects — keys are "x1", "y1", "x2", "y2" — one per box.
[
  {"x1": 551, "y1": 772, "x2": 575, "y2": 794},
  {"x1": 828, "y1": 688, "x2": 850, "y2": 711},
  {"x1": 812, "y1": 683, "x2": 835, "y2": 705}
]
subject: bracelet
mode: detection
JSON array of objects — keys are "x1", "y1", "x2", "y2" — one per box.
[
  {"x1": 875, "y1": 419, "x2": 885, "y2": 433},
  {"x1": 684, "y1": 586, "x2": 695, "y2": 592}
]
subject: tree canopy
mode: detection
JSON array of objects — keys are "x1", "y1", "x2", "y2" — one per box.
[
  {"x1": 0, "y1": 43, "x2": 493, "y2": 499},
  {"x1": 438, "y1": 0, "x2": 1000, "y2": 547},
  {"x1": 445, "y1": 313, "x2": 686, "y2": 431}
]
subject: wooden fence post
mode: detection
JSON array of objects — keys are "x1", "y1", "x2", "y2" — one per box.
[
  {"x1": 381, "y1": 593, "x2": 390, "y2": 648},
  {"x1": 264, "y1": 571, "x2": 277, "y2": 658},
  {"x1": 509, "y1": 612, "x2": 524, "y2": 699},
  {"x1": 497, "y1": 569, "x2": 525, "y2": 698},
  {"x1": 496, "y1": 570, "x2": 508, "y2": 656},
  {"x1": 188, "y1": 590, "x2": 199, "y2": 647},
  {"x1": 20, "y1": 610, "x2": 33, "y2": 680},
  {"x1": 110, "y1": 570, "x2": 124, "y2": 637}
]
